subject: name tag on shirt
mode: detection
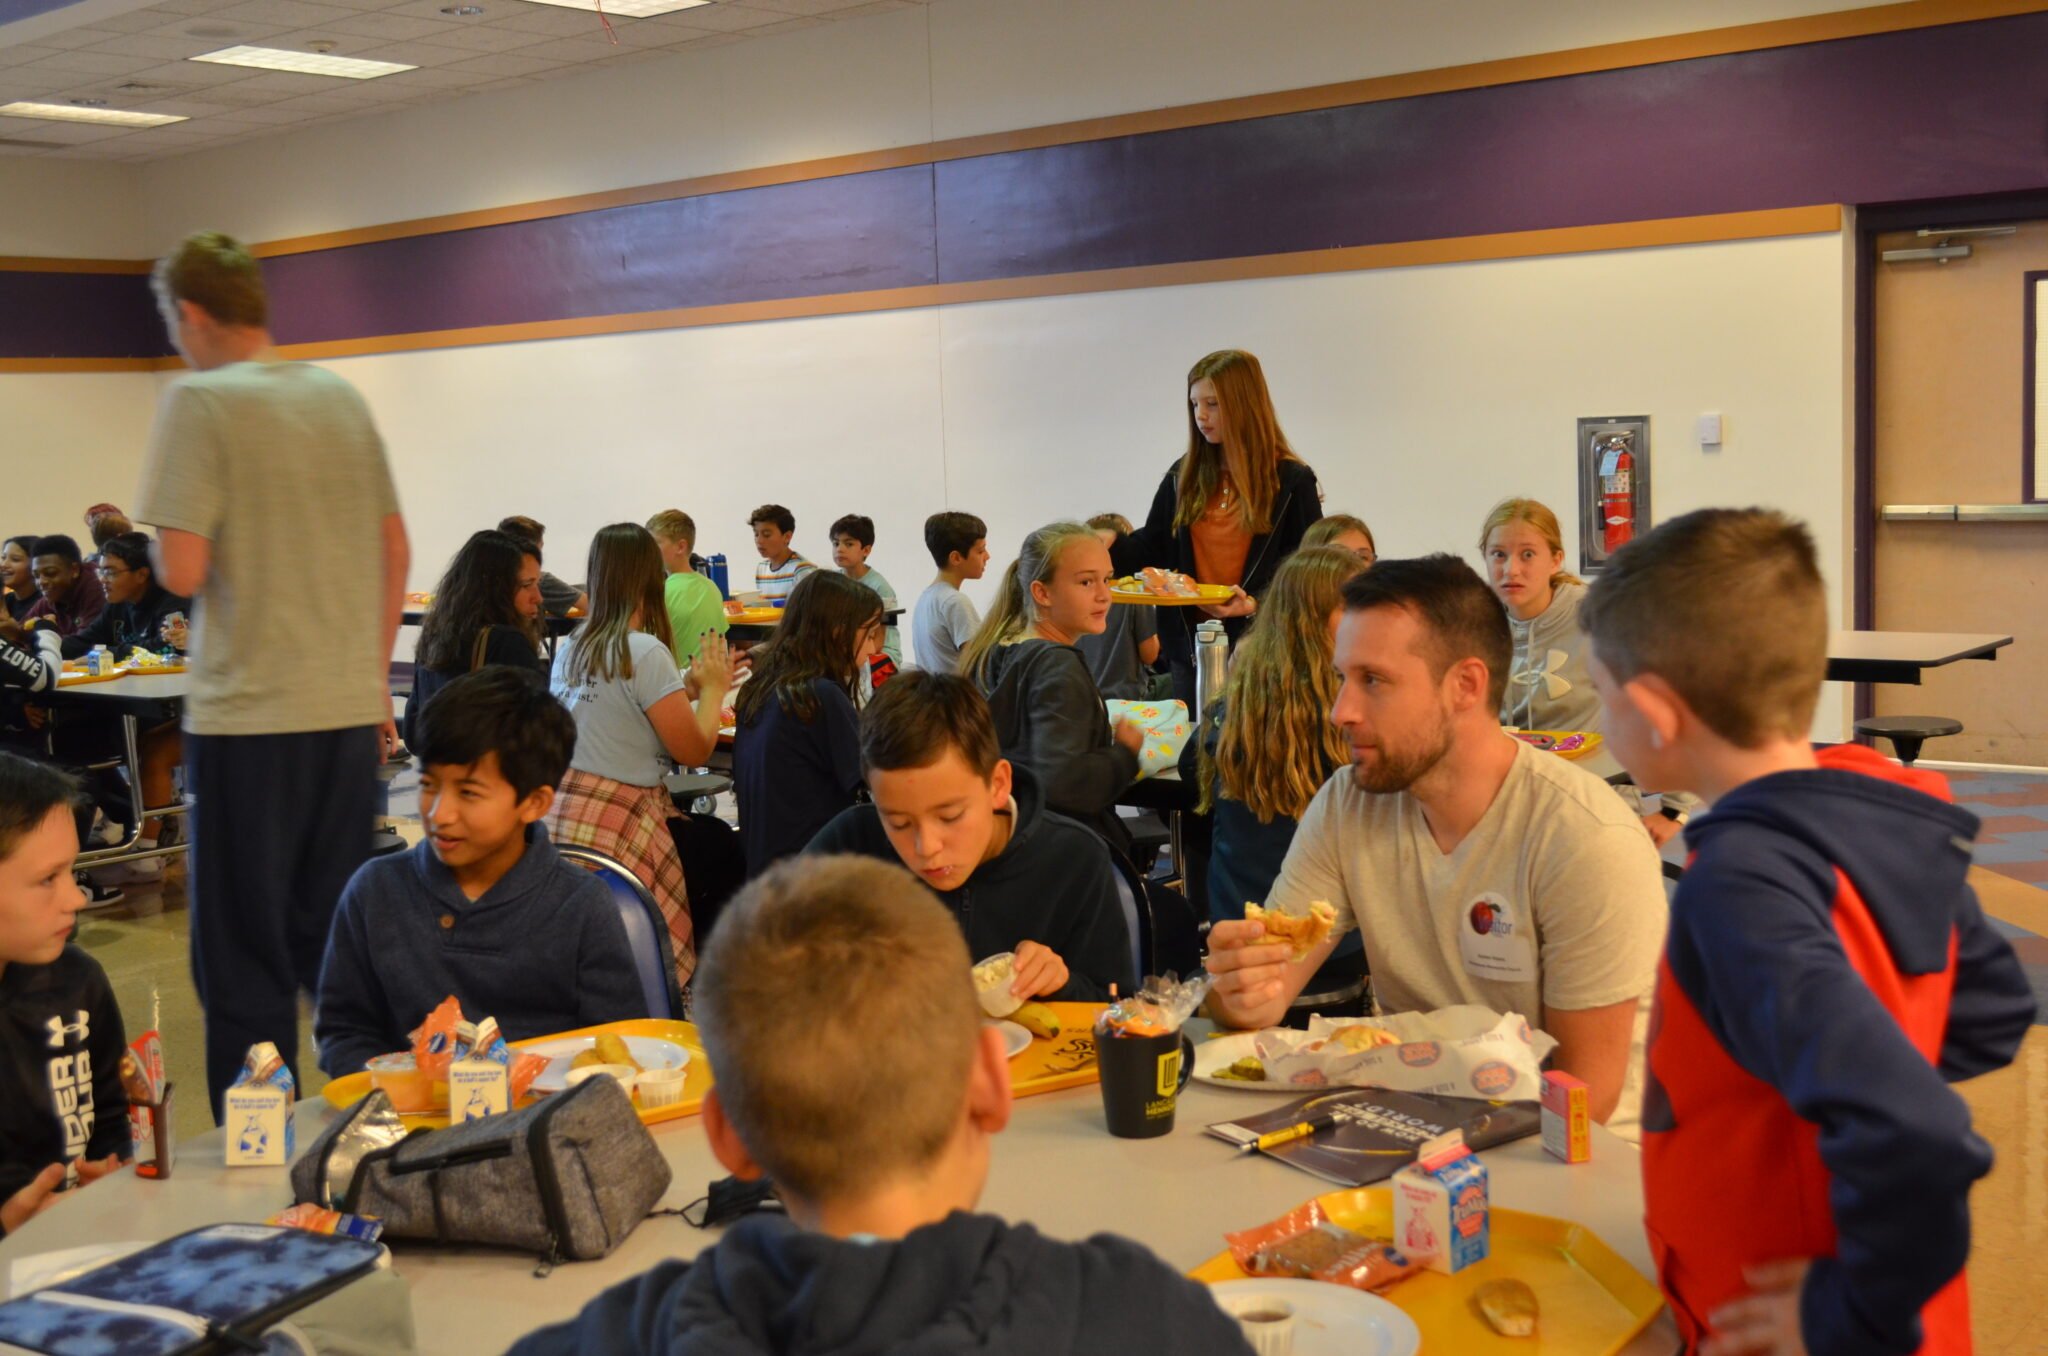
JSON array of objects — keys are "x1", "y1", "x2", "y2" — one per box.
[{"x1": 1458, "y1": 891, "x2": 1537, "y2": 984}]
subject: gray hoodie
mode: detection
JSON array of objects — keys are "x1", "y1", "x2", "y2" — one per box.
[{"x1": 1500, "y1": 579, "x2": 1598, "y2": 732}]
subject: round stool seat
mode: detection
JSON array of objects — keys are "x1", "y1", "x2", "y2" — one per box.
[
  {"x1": 1854, "y1": 715, "x2": 1962, "y2": 766},
  {"x1": 666, "y1": 770, "x2": 734, "y2": 814}
]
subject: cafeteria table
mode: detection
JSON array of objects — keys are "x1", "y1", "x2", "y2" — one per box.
[
  {"x1": 41, "y1": 670, "x2": 190, "y2": 870},
  {"x1": 725, "y1": 604, "x2": 905, "y2": 645},
  {"x1": 0, "y1": 1034, "x2": 1676, "y2": 1355},
  {"x1": 1826, "y1": 630, "x2": 2011, "y2": 685}
]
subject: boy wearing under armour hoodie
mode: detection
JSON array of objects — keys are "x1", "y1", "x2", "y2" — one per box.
[
  {"x1": 0, "y1": 753, "x2": 129, "y2": 1240},
  {"x1": 1583, "y1": 509, "x2": 2034, "y2": 1356},
  {"x1": 805, "y1": 671, "x2": 1134, "y2": 1001},
  {"x1": 505, "y1": 855, "x2": 1248, "y2": 1356}
]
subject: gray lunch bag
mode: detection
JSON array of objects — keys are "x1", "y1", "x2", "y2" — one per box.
[{"x1": 291, "y1": 1074, "x2": 672, "y2": 1272}]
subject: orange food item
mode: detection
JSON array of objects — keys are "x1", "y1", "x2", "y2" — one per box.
[
  {"x1": 366, "y1": 1052, "x2": 442, "y2": 1113},
  {"x1": 411, "y1": 996, "x2": 464, "y2": 1080}
]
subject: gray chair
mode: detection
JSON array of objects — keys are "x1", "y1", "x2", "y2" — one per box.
[{"x1": 559, "y1": 845, "x2": 683, "y2": 1021}]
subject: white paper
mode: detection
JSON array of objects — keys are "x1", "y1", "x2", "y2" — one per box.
[{"x1": 1249, "y1": 1006, "x2": 1558, "y2": 1102}]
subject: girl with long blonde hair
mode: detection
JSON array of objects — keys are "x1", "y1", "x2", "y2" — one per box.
[
  {"x1": 1108, "y1": 350, "x2": 1326, "y2": 707},
  {"x1": 964, "y1": 521, "x2": 1144, "y2": 852},
  {"x1": 1480, "y1": 497, "x2": 1690, "y2": 845},
  {"x1": 547, "y1": 522, "x2": 733, "y2": 990},
  {"x1": 1191, "y1": 544, "x2": 1369, "y2": 1011}
]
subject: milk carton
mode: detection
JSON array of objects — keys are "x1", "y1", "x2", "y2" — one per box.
[
  {"x1": 449, "y1": 1056, "x2": 510, "y2": 1124},
  {"x1": 224, "y1": 1042, "x2": 295, "y2": 1167},
  {"x1": 1541, "y1": 1070, "x2": 1592, "y2": 1164},
  {"x1": 1392, "y1": 1129, "x2": 1489, "y2": 1274}
]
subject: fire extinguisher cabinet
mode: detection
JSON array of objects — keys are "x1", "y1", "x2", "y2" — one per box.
[{"x1": 1575, "y1": 415, "x2": 1651, "y2": 573}]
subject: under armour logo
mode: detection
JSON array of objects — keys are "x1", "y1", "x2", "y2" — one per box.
[
  {"x1": 1511, "y1": 648, "x2": 1573, "y2": 700},
  {"x1": 46, "y1": 1010, "x2": 89, "y2": 1048}
]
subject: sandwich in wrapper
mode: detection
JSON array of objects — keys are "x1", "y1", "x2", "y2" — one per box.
[{"x1": 1244, "y1": 899, "x2": 1338, "y2": 962}]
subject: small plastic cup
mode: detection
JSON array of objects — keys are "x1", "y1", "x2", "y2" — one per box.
[
  {"x1": 635, "y1": 1067, "x2": 688, "y2": 1109},
  {"x1": 971, "y1": 952, "x2": 1024, "y2": 1019},
  {"x1": 1218, "y1": 1295, "x2": 1296, "y2": 1356}
]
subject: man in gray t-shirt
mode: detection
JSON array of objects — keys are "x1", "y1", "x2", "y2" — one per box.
[
  {"x1": 1206, "y1": 556, "x2": 1666, "y2": 1130},
  {"x1": 134, "y1": 232, "x2": 409, "y2": 1118}
]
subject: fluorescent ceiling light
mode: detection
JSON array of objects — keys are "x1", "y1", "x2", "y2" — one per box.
[
  {"x1": 514, "y1": 0, "x2": 711, "y2": 17},
  {"x1": 0, "y1": 101, "x2": 188, "y2": 128},
  {"x1": 191, "y1": 45, "x2": 416, "y2": 79}
]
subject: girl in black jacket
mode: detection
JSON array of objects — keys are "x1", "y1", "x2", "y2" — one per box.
[
  {"x1": 1111, "y1": 349, "x2": 1324, "y2": 707},
  {"x1": 963, "y1": 522, "x2": 1143, "y2": 854}
]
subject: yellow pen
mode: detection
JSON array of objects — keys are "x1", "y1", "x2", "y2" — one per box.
[{"x1": 1238, "y1": 1110, "x2": 1340, "y2": 1155}]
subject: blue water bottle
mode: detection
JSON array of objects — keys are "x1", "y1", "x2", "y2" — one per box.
[{"x1": 708, "y1": 554, "x2": 729, "y2": 600}]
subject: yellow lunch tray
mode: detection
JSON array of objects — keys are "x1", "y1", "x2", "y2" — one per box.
[
  {"x1": 1109, "y1": 583, "x2": 1237, "y2": 607},
  {"x1": 1007, "y1": 1002, "x2": 1105, "y2": 1099},
  {"x1": 57, "y1": 666, "x2": 129, "y2": 686},
  {"x1": 724, "y1": 607, "x2": 783, "y2": 625},
  {"x1": 321, "y1": 1018, "x2": 713, "y2": 1130},
  {"x1": 1191, "y1": 1187, "x2": 1663, "y2": 1356},
  {"x1": 1513, "y1": 730, "x2": 1604, "y2": 762}
]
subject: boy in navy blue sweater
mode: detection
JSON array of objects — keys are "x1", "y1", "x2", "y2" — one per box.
[
  {"x1": 506, "y1": 855, "x2": 1249, "y2": 1356},
  {"x1": 315, "y1": 667, "x2": 646, "y2": 1075}
]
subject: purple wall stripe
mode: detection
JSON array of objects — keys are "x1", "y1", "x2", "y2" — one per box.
[
  {"x1": 11, "y1": 12, "x2": 2048, "y2": 359},
  {"x1": 0, "y1": 270, "x2": 162, "y2": 360},
  {"x1": 261, "y1": 165, "x2": 938, "y2": 347}
]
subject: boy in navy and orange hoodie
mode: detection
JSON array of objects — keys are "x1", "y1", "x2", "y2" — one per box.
[{"x1": 1581, "y1": 508, "x2": 2034, "y2": 1356}]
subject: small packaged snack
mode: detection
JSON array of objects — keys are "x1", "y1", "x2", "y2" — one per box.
[
  {"x1": 1540, "y1": 1070, "x2": 1591, "y2": 1164},
  {"x1": 1096, "y1": 971, "x2": 1210, "y2": 1040},
  {"x1": 410, "y1": 996, "x2": 465, "y2": 1081},
  {"x1": 1225, "y1": 1200, "x2": 1422, "y2": 1294},
  {"x1": 268, "y1": 1203, "x2": 385, "y2": 1243},
  {"x1": 224, "y1": 1042, "x2": 296, "y2": 1167}
]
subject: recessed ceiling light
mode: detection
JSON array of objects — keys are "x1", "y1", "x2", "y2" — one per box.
[
  {"x1": 440, "y1": 5, "x2": 484, "y2": 13},
  {"x1": 190, "y1": 45, "x2": 416, "y2": 79},
  {"x1": 513, "y1": 0, "x2": 709, "y2": 17},
  {"x1": 0, "y1": 100, "x2": 188, "y2": 127}
]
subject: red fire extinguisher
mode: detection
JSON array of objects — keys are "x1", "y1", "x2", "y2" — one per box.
[{"x1": 1600, "y1": 441, "x2": 1635, "y2": 555}]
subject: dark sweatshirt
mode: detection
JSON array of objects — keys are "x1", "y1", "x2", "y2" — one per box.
[
  {"x1": 733, "y1": 677, "x2": 863, "y2": 876},
  {"x1": 57, "y1": 585, "x2": 190, "y2": 661},
  {"x1": 0, "y1": 946, "x2": 131, "y2": 1237},
  {"x1": 23, "y1": 569, "x2": 106, "y2": 639},
  {"x1": 1110, "y1": 456, "x2": 1324, "y2": 664},
  {"x1": 975, "y1": 639, "x2": 1138, "y2": 855},
  {"x1": 314, "y1": 826, "x2": 649, "y2": 1075},
  {"x1": 503, "y1": 1210, "x2": 1253, "y2": 1356},
  {"x1": 806, "y1": 765, "x2": 1134, "y2": 1000},
  {"x1": 1643, "y1": 744, "x2": 2035, "y2": 1356},
  {"x1": 403, "y1": 624, "x2": 547, "y2": 750}
]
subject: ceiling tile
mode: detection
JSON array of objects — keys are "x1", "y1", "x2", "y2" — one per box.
[
  {"x1": 144, "y1": 17, "x2": 294, "y2": 43},
  {"x1": 482, "y1": 7, "x2": 613, "y2": 36},
  {"x1": 322, "y1": 10, "x2": 464, "y2": 40},
  {"x1": 211, "y1": 0, "x2": 365, "y2": 27},
  {"x1": 373, "y1": 62, "x2": 495, "y2": 86},
  {"x1": 85, "y1": 32, "x2": 220, "y2": 59},
  {"x1": 123, "y1": 59, "x2": 257, "y2": 87},
  {"x1": 436, "y1": 48, "x2": 555, "y2": 75},
  {"x1": 408, "y1": 23, "x2": 553, "y2": 53},
  {"x1": 743, "y1": 15, "x2": 826, "y2": 35},
  {"x1": 601, "y1": 15, "x2": 713, "y2": 46},
  {"x1": 501, "y1": 35, "x2": 623, "y2": 62},
  {"x1": 146, "y1": 0, "x2": 257, "y2": 16},
  {"x1": 88, "y1": 8, "x2": 197, "y2": 33},
  {"x1": 210, "y1": 68, "x2": 346, "y2": 94},
  {"x1": 0, "y1": 45, "x2": 73, "y2": 70},
  {"x1": 23, "y1": 49, "x2": 148, "y2": 75},
  {"x1": 822, "y1": 0, "x2": 920, "y2": 15},
  {"x1": 255, "y1": 25, "x2": 400, "y2": 52},
  {"x1": 654, "y1": 2, "x2": 785, "y2": 31},
  {"x1": 26, "y1": 26, "x2": 129, "y2": 51}
]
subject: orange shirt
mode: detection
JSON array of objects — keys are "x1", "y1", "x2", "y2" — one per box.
[{"x1": 1190, "y1": 488, "x2": 1251, "y2": 586}]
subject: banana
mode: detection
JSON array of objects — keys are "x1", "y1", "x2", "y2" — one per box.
[{"x1": 1011, "y1": 1002, "x2": 1061, "y2": 1040}]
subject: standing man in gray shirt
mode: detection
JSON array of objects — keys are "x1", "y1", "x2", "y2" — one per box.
[{"x1": 135, "y1": 232, "x2": 410, "y2": 1119}]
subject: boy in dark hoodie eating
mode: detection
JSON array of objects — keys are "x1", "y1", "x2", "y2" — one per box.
[
  {"x1": 506, "y1": 854, "x2": 1248, "y2": 1356},
  {"x1": 806, "y1": 671, "x2": 1134, "y2": 1001},
  {"x1": 1581, "y1": 508, "x2": 2034, "y2": 1356},
  {"x1": 314, "y1": 666, "x2": 646, "y2": 1075}
]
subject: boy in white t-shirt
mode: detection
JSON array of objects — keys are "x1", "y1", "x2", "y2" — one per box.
[
  {"x1": 748, "y1": 504, "x2": 816, "y2": 604},
  {"x1": 911, "y1": 511, "x2": 989, "y2": 675},
  {"x1": 1205, "y1": 555, "x2": 1666, "y2": 1128}
]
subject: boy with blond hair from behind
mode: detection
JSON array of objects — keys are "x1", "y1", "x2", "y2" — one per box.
[
  {"x1": 646, "y1": 510, "x2": 727, "y2": 668},
  {"x1": 1581, "y1": 508, "x2": 2034, "y2": 1356},
  {"x1": 507, "y1": 854, "x2": 1249, "y2": 1356}
]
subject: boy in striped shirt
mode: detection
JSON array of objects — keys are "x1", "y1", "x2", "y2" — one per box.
[{"x1": 749, "y1": 504, "x2": 816, "y2": 604}]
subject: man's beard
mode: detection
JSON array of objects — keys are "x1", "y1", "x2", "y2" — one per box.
[{"x1": 1349, "y1": 707, "x2": 1454, "y2": 795}]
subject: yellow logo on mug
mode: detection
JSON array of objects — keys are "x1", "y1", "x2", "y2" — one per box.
[{"x1": 1154, "y1": 1047, "x2": 1182, "y2": 1098}]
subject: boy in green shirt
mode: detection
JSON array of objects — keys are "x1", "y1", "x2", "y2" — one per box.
[{"x1": 647, "y1": 509, "x2": 728, "y2": 667}]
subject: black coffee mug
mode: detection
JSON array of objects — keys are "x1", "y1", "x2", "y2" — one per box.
[{"x1": 1097, "y1": 1028, "x2": 1195, "y2": 1138}]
